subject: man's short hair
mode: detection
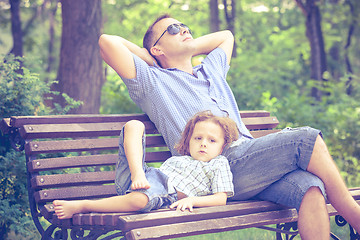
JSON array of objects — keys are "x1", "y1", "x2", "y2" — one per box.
[{"x1": 143, "y1": 14, "x2": 171, "y2": 54}]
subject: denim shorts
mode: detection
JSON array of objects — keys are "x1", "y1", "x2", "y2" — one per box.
[
  {"x1": 114, "y1": 126, "x2": 177, "y2": 212},
  {"x1": 223, "y1": 126, "x2": 326, "y2": 211}
]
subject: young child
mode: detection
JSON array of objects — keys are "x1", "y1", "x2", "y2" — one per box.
[{"x1": 53, "y1": 111, "x2": 239, "y2": 218}]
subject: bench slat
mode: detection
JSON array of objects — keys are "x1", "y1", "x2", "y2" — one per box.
[
  {"x1": 20, "y1": 121, "x2": 158, "y2": 139},
  {"x1": 242, "y1": 116, "x2": 279, "y2": 130},
  {"x1": 73, "y1": 212, "x2": 132, "y2": 227},
  {"x1": 118, "y1": 201, "x2": 285, "y2": 231},
  {"x1": 69, "y1": 201, "x2": 283, "y2": 227},
  {"x1": 9, "y1": 111, "x2": 271, "y2": 127},
  {"x1": 125, "y1": 208, "x2": 299, "y2": 240},
  {"x1": 51, "y1": 190, "x2": 360, "y2": 229},
  {"x1": 19, "y1": 116, "x2": 278, "y2": 140},
  {"x1": 25, "y1": 138, "x2": 119, "y2": 154},
  {"x1": 31, "y1": 171, "x2": 116, "y2": 189},
  {"x1": 34, "y1": 185, "x2": 117, "y2": 203},
  {"x1": 98, "y1": 189, "x2": 360, "y2": 231},
  {"x1": 10, "y1": 113, "x2": 151, "y2": 127},
  {"x1": 126, "y1": 199, "x2": 360, "y2": 240},
  {"x1": 25, "y1": 135, "x2": 167, "y2": 155},
  {"x1": 50, "y1": 196, "x2": 360, "y2": 230},
  {"x1": 250, "y1": 129, "x2": 281, "y2": 138},
  {"x1": 350, "y1": 188, "x2": 360, "y2": 199},
  {"x1": 24, "y1": 128, "x2": 277, "y2": 155},
  {"x1": 23, "y1": 129, "x2": 279, "y2": 157},
  {"x1": 28, "y1": 151, "x2": 172, "y2": 172},
  {"x1": 27, "y1": 154, "x2": 118, "y2": 172},
  {"x1": 239, "y1": 110, "x2": 270, "y2": 118}
]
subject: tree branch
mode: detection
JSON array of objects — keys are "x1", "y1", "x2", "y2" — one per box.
[
  {"x1": 344, "y1": 0, "x2": 356, "y2": 49},
  {"x1": 294, "y1": 0, "x2": 307, "y2": 15}
]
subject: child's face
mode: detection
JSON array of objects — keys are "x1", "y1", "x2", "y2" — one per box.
[{"x1": 189, "y1": 120, "x2": 225, "y2": 162}]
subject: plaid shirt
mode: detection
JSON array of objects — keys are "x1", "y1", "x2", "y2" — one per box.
[{"x1": 159, "y1": 155, "x2": 234, "y2": 198}]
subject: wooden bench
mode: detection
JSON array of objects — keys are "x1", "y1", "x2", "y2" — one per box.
[{"x1": 1, "y1": 111, "x2": 359, "y2": 240}]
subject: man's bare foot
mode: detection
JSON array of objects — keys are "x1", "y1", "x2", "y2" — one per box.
[
  {"x1": 53, "y1": 200, "x2": 86, "y2": 219},
  {"x1": 131, "y1": 174, "x2": 150, "y2": 190}
]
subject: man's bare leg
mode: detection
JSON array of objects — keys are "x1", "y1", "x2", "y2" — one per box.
[
  {"x1": 298, "y1": 187, "x2": 330, "y2": 239},
  {"x1": 53, "y1": 191, "x2": 149, "y2": 219},
  {"x1": 305, "y1": 135, "x2": 360, "y2": 232}
]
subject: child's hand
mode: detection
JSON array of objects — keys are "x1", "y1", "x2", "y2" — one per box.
[
  {"x1": 131, "y1": 174, "x2": 150, "y2": 190},
  {"x1": 170, "y1": 197, "x2": 195, "y2": 212}
]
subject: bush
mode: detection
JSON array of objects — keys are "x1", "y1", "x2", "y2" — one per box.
[
  {"x1": 228, "y1": 54, "x2": 360, "y2": 186},
  {"x1": 0, "y1": 54, "x2": 81, "y2": 239},
  {"x1": 0, "y1": 150, "x2": 40, "y2": 239},
  {"x1": 100, "y1": 73, "x2": 141, "y2": 114},
  {"x1": 261, "y1": 74, "x2": 360, "y2": 187}
]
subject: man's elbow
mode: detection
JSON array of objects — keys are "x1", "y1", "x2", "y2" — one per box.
[
  {"x1": 98, "y1": 34, "x2": 109, "y2": 48},
  {"x1": 223, "y1": 30, "x2": 234, "y2": 42}
]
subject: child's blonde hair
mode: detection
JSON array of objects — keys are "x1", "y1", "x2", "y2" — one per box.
[{"x1": 175, "y1": 111, "x2": 239, "y2": 155}]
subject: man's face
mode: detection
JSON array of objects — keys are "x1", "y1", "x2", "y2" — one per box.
[
  {"x1": 151, "y1": 18, "x2": 194, "y2": 55},
  {"x1": 189, "y1": 120, "x2": 225, "y2": 162}
]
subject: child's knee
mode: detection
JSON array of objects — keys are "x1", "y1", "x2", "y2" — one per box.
[
  {"x1": 130, "y1": 192, "x2": 149, "y2": 210},
  {"x1": 124, "y1": 120, "x2": 145, "y2": 133}
]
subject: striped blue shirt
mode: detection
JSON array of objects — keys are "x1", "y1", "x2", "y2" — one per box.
[{"x1": 123, "y1": 48, "x2": 252, "y2": 155}]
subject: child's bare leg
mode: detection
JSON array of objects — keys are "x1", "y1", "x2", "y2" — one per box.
[
  {"x1": 307, "y1": 135, "x2": 360, "y2": 232},
  {"x1": 53, "y1": 121, "x2": 153, "y2": 220},
  {"x1": 53, "y1": 191, "x2": 148, "y2": 219},
  {"x1": 123, "y1": 120, "x2": 150, "y2": 190}
]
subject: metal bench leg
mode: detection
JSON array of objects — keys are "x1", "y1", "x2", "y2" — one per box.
[
  {"x1": 333, "y1": 215, "x2": 359, "y2": 240},
  {"x1": 42, "y1": 225, "x2": 68, "y2": 240},
  {"x1": 69, "y1": 227, "x2": 124, "y2": 240},
  {"x1": 257, "y1": 222, "x2": 299, "y2": 240}
]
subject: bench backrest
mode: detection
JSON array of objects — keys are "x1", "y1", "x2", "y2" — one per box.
[{"x1": 1, "y1": 111, "x2": 279, "y2": 221}]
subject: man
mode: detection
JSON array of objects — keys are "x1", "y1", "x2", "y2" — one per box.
[{"x1": 99, "y1": 14, "x2": 360, "y2": 239}]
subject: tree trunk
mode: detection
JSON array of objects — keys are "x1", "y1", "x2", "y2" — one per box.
[
  {"x1": 209, "y1": 0, "x2": 220, "y2": 32},
  {"x1": 9, "y1": 0, "x2": 23, "y2": 57},
  {"x1": 54, "y1": 0, "x2": 104, "y2": 114},
  {"x1": 344, "y1": 0, "x2": 357, "y2": 95},
  {"x1": 46, "y1": 0, "x2": 58, "y2": 75},
  {"x1": 295, "y1": 0, "x2": 327, "y2": 101},
  {"x1": 223, "y1": 0, "x2": 237, "y2": 57}
]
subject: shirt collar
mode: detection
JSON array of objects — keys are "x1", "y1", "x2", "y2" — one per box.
[{"x1": 153, "y1": 61, "x2": 204, "y2": 77}]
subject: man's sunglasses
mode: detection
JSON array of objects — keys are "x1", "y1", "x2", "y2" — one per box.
[{"x1": 153, "y1": 23, "x2": 192, "y2": 47}]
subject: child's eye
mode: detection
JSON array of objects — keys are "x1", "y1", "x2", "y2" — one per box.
[
  {"x1": 195, "y1": 137, "x2": 202, "y2": 140},
  {"x1": 210, "y1": 139, "x2": 216, "y2": 143}
]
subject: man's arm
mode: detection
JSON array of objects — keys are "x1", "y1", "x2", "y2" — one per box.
[
  {"x1": 98, "y1": 34, "x2": 156, "y2": 79},
  {"x1": 169, "y1": 192, "x2": 227, "y2": 212},
  {"x1": 192, "y1": 30, "x2": 234, "y2": 65}
]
